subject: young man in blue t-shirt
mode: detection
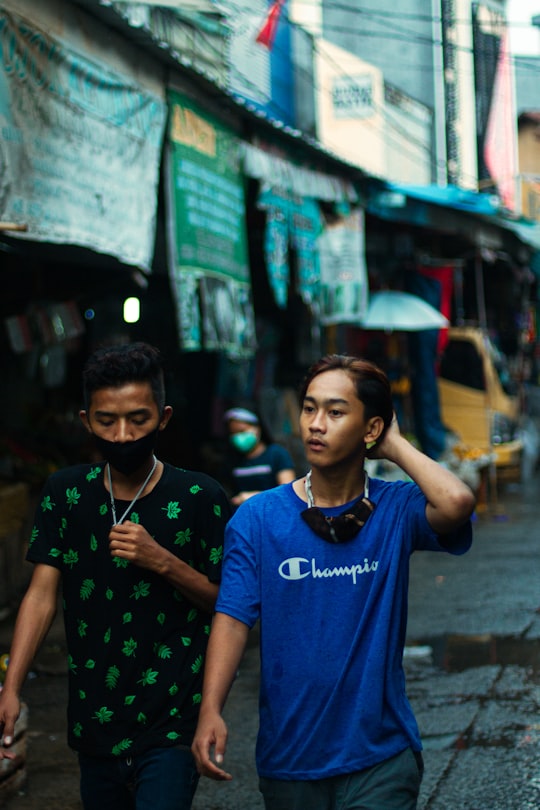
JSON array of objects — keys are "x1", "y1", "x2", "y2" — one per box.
[{"x1": 192, "y1": 354, "x2": 475, "y2": 810}]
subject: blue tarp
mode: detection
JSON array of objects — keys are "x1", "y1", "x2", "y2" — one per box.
[{"x1": 369, "y1": 182, "x2": 540, "y2": 253}]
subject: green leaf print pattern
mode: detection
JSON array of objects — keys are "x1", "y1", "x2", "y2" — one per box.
[
  {"x1": 174, "y1": 528, "x2": 192, "y2": 546},
  {"x1": 106, "y1": 666, "x2": 120, "y2": 688},
  {"x1": 112, "y1": 739, "x2": 132, "y2": 756},
  {"x1": 93, "y1": 707, "x2": 114, "y2": 724},
  {"x1": 131, "y1": 581, "x2": 150, "y2": 600},
  {"x1": 51, "y1": 468, "x2": 223, "y2": 755},
  {"x1": 191, "y1": 655, "x2": 203, "y2": 674},
  {"x1": 63, "y1": 549, "x2": 79, "y2": 568},
  {"x1": 41, "y1": 495, "x2": 55, "y2": 512},
  {"x1": 80, "y1": 579, "x2": 95, "y2": 600},
  {"x1": 138, "y1": 668, "x2": 158, "y2": 686},
  {"x1": 66, "y1": 487, "x2": 81, "y2": 509},
  {"x1": 154, "y1": 643, "x2": 172, "y2": 659},
  {"x1": 122, "y1": 638, "x2": 137, "y2": 657},
  {"x1": 162, "y1": 501, "x2": 181, "y2": 519}
]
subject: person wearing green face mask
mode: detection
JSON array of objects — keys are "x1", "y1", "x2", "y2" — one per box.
[{"x1": 223, "y1": 406, "x2": 296, "y2": 507}]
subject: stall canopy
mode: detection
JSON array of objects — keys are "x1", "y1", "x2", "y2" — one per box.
[{"x1": 368, "y1": 182, "x2": 540, "y2": 256}]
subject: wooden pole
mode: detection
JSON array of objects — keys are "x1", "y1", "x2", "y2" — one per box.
[{"x1": 0, "y1": 223, "x2": 28, "y2": 232}]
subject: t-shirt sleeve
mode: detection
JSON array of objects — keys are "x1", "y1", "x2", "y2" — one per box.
[
  {"x1": 215, "y1": 506, "x2": 260, "y2": 628},
  {"x1": 26, "y1": 476, "x2": 65, "y2": 568},
  {"x1": 406, "y1": 483, "x2": 472, "y2": 556},
  {"x1": 194, "y1": 477, "x2": 233, "y2": 584}
]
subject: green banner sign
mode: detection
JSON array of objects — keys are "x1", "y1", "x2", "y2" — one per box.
[{"x1": 166, "y1": 90, "x2": 255, "y2": 357}]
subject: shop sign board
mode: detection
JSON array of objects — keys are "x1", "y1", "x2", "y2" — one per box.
[
  {"x1": 318, "y1": 209, "x2": 369, "y2": 326},
  {"x1": 331, "y1": 75, "x2": 373, "y2": 119},
  {"x1": 0, "y1": 9, "x2": 166, "y2": 270},
  {"x1": 166, "y1": 89, "x2": 255, "y2": 358}
]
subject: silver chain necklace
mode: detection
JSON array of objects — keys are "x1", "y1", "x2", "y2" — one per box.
[
  {"x1": 107, "y1": 455, "x2": 157, "y2": 526},
  {"x1": 304, "y1": 469, "x2": 369, "y2": 508}
]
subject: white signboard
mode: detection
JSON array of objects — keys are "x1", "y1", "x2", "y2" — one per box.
[
  {"x1": 318, "y1": 209, "x2": 369, "y2": 325},
  {"x1": 0, "y1": 9, "x2": 166, "y2": 270},
  {"x1": 331, "y1": 75, "x2": 373, "y2": 119}
]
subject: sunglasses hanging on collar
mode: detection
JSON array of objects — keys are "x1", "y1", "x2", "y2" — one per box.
[{"x1": 301, "y1": 470, "x2": 376, "y2": 543}]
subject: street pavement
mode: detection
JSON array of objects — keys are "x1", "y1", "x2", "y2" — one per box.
[{"x1": 1, "y1": 472, "x2": 539, "y2": 809}]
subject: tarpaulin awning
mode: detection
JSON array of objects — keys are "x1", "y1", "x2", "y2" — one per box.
[{"x1": 368, "y1": 182, "x2": 540, "y2": 254}]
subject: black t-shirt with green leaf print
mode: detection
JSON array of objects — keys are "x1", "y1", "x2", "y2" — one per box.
[{"x1": 27, "y1": 461, "x2": 232, "y2": 758}]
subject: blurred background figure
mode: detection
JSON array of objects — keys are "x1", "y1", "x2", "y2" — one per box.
[{"x1": 222, "y1": 404, "x2": 296, "y2": 506}]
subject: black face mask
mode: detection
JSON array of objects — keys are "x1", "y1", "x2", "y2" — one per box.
[
  {"x1": 93, "y1": 428, "x2": 159, "y2": 475},
  {"x1": 301, "y1": 496, "x2": 376, "y2": 543}
]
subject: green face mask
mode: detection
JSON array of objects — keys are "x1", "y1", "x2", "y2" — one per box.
[{"x1": 230, "y1": 431, "x2": 258, "y2": 453}]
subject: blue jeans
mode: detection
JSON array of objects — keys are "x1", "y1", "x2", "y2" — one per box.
[{"x1": 78, "y1": 746, "x2": 199, "y2": 810}]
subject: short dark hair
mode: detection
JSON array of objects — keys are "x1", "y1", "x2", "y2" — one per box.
[
  {"x1": 82, "y1": 342, "x2": 166, "y2": 413},
  {"x1": 299, "y1": 354, "x2": 394, "y2": 430}
]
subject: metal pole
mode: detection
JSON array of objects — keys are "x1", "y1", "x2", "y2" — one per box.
[{"x1": 432, "y1": 0, "x2": 448, "y2": 186}]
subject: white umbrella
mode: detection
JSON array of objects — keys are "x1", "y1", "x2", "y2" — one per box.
[{"x1": 359, "y1": 291, "x2": 449, "y2": 331}]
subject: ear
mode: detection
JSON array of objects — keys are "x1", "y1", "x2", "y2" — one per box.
[
  {"x1": 159, "y1": 405, "x2": 173, "y2": 431},
  {"x1": 79, "y1": 410, "x2": 91, "y2": 433},
  {"x1": 364, "y1": 416, "x2": 385, "y2": 445}
]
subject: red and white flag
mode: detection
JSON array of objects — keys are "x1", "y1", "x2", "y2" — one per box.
[
  {"x1": 484, "y1": 29, "x2": 518, "y2": 212},
  {"x1": 255, "y1": 0, "x2": 285, "y2": 49}
]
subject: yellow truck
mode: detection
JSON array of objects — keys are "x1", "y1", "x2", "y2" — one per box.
[{"x1": 437, "y1": 327, "x2": 522, "y2": 471}]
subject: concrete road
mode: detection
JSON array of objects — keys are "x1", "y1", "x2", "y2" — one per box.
[{"x1": 1, "y1": 474, "x2": 539, "y2": 809}]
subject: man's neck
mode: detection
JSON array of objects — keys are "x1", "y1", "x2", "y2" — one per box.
[
  {"x1": 307, "y1": 467, "x2": 366, "y2": 508},
  {"x1": 107, "y1": 456, "x2": 159, "y2": 498}
]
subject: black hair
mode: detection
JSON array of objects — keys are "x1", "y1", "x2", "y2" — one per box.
[
  {"x1": 82, "y1": 342, "x2": 166, "y2": 413},
  {"x1": 298, "y1": 354, "x2": 394, "y2": 430}
]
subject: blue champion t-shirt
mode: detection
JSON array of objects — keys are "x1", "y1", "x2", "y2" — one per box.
[{"x1": 216, "y1": 477, "x2": 472, "y2": 780}]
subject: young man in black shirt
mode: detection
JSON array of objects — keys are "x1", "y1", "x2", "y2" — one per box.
[{"x1": 0, "y1": 342, "x2": 231, "y2": 809}]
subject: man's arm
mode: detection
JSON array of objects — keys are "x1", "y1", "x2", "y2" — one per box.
[
  {"x1": 0, "y1": 564, "x2": 60, "y2": 757},
  {"x1": 374, "y1": 417, "x2": 476, "y2": 534},
  {"x1": 192, "y1": 612, "x2": 250, "y2": 780},
  {"x1": 108, "y1": 522, "x2": 219, "y2": 613}
]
